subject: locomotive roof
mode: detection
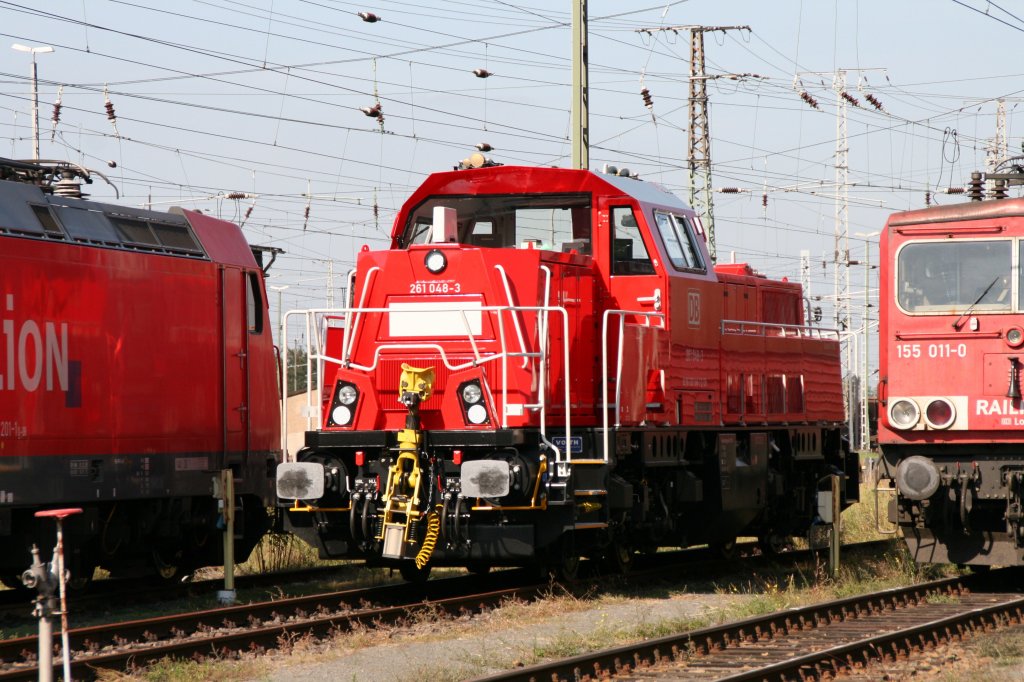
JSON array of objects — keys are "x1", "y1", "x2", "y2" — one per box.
[
  {"x1": 397, "y1": 165, "x2": 692, "y2": 226},
  {"x1": 0, "y1": 177, "x2": 257, "y2": 268},
  {"x1": 888, "y1": 197, "x2": 1024, "y2": 227}
]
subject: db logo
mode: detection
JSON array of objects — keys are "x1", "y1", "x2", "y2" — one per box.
[{"x1": 687, "y1": 289, "x2": 701, "y2": 327}]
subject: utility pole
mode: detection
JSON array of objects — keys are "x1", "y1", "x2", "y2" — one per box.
[
  {"x1": 987, "y1": 98, "x2": 1007, "y2": 175},
  {"x1": 798, "y1": 67, "x2": 884, "y2": 410},
  {"x1": 686, "y1": 25, "x2": 748, "y2": 263},
  {"x1": 835, "y1": 70, "x2": 849, "y2": 346},
  {"x1": 11, "y1": 44, "x2": 54, "y2": 161},
  {"x1": 633, "y1": 25, "x2": 749, "y2": 262},
  {"x1": 571, "y1": 0, "x2": 589, "y2": 170}
]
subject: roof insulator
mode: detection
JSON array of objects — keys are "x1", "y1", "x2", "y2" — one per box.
[
  {"x1": 473, "y1": 68, "x2": 492, "y2": 78},
  {"x1": 358, "y1": 12, "x2": 380, "y2": 22}
]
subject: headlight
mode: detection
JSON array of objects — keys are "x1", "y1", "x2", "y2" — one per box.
[
  {"x1": 337, "y1": 384, "x2": 358, "y2": 405},
  {"x1": 925, "y1": 398, "x2": 955, "y2": 429},
  {"x1": 331, "y1": 405, "x2": 352, "y2": 426},
  {"x1": 466, "y1": 404, "x2": 488, "y2": 424},
  {"x1": 461, "y1": 383, "x2": 483, "y2": 404},
  {"x1": 425, "y1": 249, "x2": 447, "y2": 274},
  {"x1": 1008, "y1": 327, "x2": 1024, "y2": 347},
  {"x1": 889, "y1": 398, "x2": 920, "y2": 430}
]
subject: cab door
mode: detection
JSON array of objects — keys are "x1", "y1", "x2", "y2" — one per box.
[{"x1": 597, "y1": 197, "x2": 667, "y2": 425}]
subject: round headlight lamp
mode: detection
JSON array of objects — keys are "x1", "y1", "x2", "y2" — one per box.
[
  {"x1": 1008, "y1": 327, "x2": 1024, "y2": 348},
  {"x1": 461, "y1": 383, "x2": 483, "y2": 404},
  {"x1": 331, "y1": 405, "x2": 353, "y2": 426},
  {"x1": 466, "y1": 404, "x2": 488, "y2": 425},
  {"x1": 337, "y1": 384, "x2": 358, "y2": 406},
  {"x1": 888, "y1": 398, "x2": 920, "y2": 430},
  {"x1": 925, "y1": 398, "x2": 955, "y2": 429},
  {"x1": 424, "y1": 249, "x2": 447, "y2": 274}
]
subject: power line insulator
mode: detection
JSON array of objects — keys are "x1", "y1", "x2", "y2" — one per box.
[
  {"x1": 473, "y1": 68, "x2": 492, "y2": 78},
  {"x1": 475, "y1": 143, "x2": 493, "y2": 152},
  {"x1": 946, "y1": 187, "x2": 965, "y2": 194},
  {"x1": 865, "y1": 93, "x2": 886, "y2": 112},
  {"x1": 358, "y1": 12, "x2": 380, "y2": 22},
  {"x1": 841, "y1": 91, "x2": 860, "y2": 107},
  {"x1": 360, "y1": 104, "x2": 382, "y2": 118},
  {"x1": 925, "y1": 190, "x2": 931, "y2": 206},
  {"x1": 640, "y1": 87, "x2": 653, "y2": 109},
  {"x1": 799, "y1": 91, "x2": 820, "y2": 110},
  {"x1": 762, "y1": 193, "x2": 768, "y2": 207}
]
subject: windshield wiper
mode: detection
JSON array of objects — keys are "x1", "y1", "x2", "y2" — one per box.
[{"x1": 953, "y1": 276, "x2": 1000, "y2": 330}]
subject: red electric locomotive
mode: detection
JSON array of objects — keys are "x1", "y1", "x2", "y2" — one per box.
[
  {"x1": 0, "y1": 158, "x2": 280, "y2": 584},
  {"x1": 277, "y1": 159, "x2": 857, "y2": 580},
  {"x1": 877, "y1": 173, "x2": 1024, "y2": 566}
]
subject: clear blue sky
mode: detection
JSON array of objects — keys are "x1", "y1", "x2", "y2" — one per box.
[{"x1": 2, "y1": 0, "x2": 1021, "y2": 347}]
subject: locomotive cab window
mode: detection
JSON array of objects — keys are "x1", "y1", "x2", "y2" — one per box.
[
  {"x1": 401, "y1": 193, "x2": 591, "y2": 251},
  {"x1": 611, "y1": 206, "x2": 654, "y2": 275},
  {"x1": 897, "y1": 239, "x2": 1012, "y2": 313},
  {"x1": 653, "y1": 211, "x2": 705, "y2": 272}
]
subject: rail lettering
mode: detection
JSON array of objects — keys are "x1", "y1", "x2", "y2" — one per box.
[
  {"x1": 0, "y1": 420, "x2": 26, "y2": 438},
  {"x1": 896, "y1": 343, "x2": 966, "y2": 360},
  {"x1": 977, "y1": 399, "x2": 1024, "y2": 416},
  {"x1": 0, "y1": 294, "x2": 69, "y2": 393},
  {"x1": 409, "y1": 280, "x2": 462, "y2": 294}
]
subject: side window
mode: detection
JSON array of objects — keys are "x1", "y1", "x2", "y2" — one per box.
[
  {"x1": 654, "y1": 212, "x2": 705, "y2": 271},
  {"x1": 246, "y1": 273, "x2": 264, "y2": 334},
  {"x1": 611, "y1": 206, "x2": 654, "y2": 275}
]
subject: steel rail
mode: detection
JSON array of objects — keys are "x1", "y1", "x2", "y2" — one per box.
[
  {"x1": 0, "y1": 539, "x2": 896, "y2": 681},
  {"x1": 466, "y1": 571, "x2": 993, "y2": 682}
]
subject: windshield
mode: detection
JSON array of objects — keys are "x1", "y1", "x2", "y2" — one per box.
[
  {"x1": 400, "y1": 193, "x2": 591, "y2": 252},
  {"x1": 897, "y1": 239, "x2": 1012, "y2": 313}
]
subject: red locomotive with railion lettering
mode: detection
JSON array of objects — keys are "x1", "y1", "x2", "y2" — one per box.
[
  {"x1": 877, "y1": 172, "x2": 1024, "y2": 566},
  {"x1": 0, "y1": 158, "x2": 280, "y2": 585},
  {"x1": 278, "y1": 159, "x2": 857, "y2": 580}
]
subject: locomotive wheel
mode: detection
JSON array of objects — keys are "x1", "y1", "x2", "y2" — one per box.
[
  {"x1": 709, "y1": 538, "x2": 738, "y2": 560},
  {"x1": 551, "y1": 536, "x2": 581, "y2": 582},
  {"x1": 757, "y1": 533, "x2": 791, "y2": 557},
  {"x1": 604, "y1": 540, "x2": 635, "y2": 575},
  {"x1": 152, "y1": 548, "x2": 183, "y2": 581},
  {"x1": 399, "y1": 562, "x2": 432, "y2": 584}
]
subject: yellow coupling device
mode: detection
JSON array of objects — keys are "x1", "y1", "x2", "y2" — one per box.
[{"x1": 379, "y1": 363, "x2": 437, "y2": 560}]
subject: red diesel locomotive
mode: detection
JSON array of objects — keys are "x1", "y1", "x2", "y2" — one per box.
[
  {"x1": 878, "y1": 174, "x2": 1024, "y2": 566},
  {"x1": 277, "y1": 160, "x2": 858, "y2": 579},
  {"x1": 0, "y1": 158, "x2": 280, "y2": 585}
]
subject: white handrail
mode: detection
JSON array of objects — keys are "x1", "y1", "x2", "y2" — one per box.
[
  {"x1": 493, "y1": 265, "x2": 531, "y2": 369},
  {"x1": 282, "y1": 301, "x2": 571, "y2": 461},
  {"x1": 601, "y1": 309, "x2": 666, "y2": 462},
  {"x1": 720, "y1": 319, "x2": 841, "y2": 340}
]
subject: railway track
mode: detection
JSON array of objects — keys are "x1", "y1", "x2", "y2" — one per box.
[
  {"x1": 0, "y1": 562, "x2": 363, "y2": 625},
  {"x1": 470, "y1": 568, "x2": 1024, "y2": 681},
  {"x1": 0, "y1": 540, "x2": 894, "y2": 681}
]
